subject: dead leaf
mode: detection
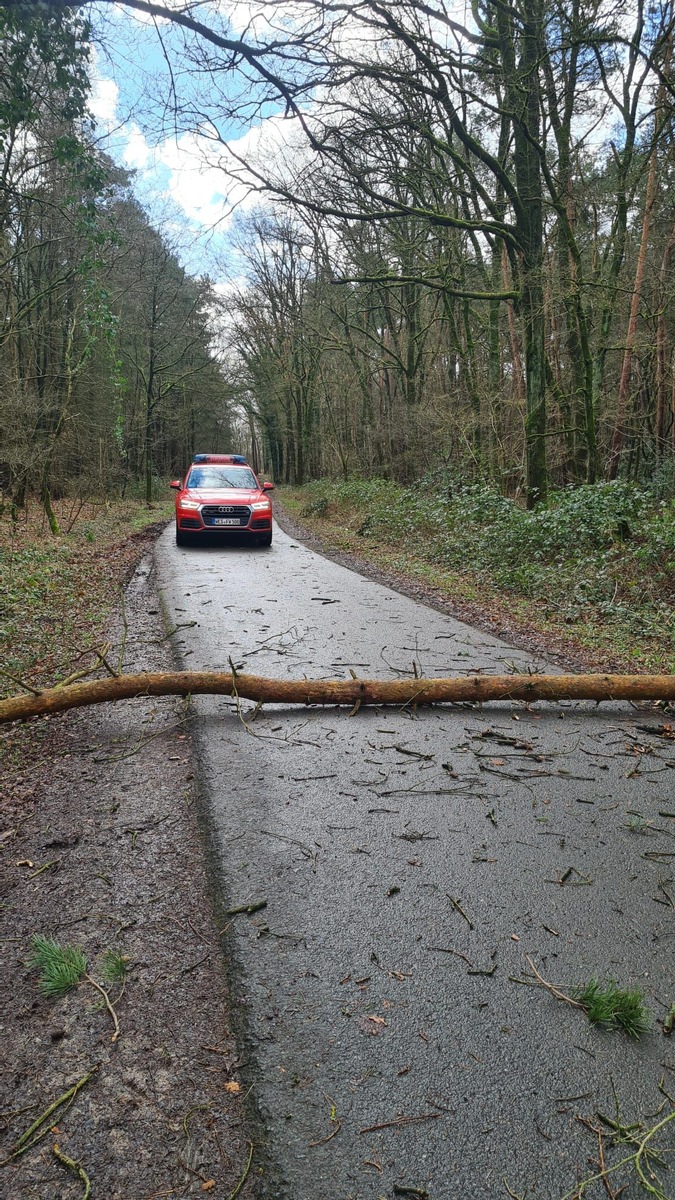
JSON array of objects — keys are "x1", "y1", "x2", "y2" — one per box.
[
  {"x1": 224, "y1": 1081, "x2": 241, "y2": 1094},
  {"x1": 356, "y1": 1014, "x2": 387, "y2": 1035}
]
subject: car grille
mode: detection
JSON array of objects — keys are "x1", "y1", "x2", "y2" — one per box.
[
  {"x1": 201, "y1": 505, "x2": 250, "y2": 527},
  {"x1": 250, "y1": 518, "x2": 271, "y2": 529},
  {"x1": 179, "y1": 517, "x2": 201, "y2": 529}
]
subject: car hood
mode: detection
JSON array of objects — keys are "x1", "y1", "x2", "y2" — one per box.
[{"x1": 182, "y1": 489, "x2": 265, "y2": 504}]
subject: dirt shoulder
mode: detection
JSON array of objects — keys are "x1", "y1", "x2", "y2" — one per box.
[{"x1": 0, "y1": 541, "x2": 256, "y2": 1199}]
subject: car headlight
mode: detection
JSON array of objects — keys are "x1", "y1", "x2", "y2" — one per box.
[
  {"x1": 179, "y1": 499, "x2": 201, "y2": 509},
  {"x1": 251, "y1": 501, "x2": 272, "y2": 511}
]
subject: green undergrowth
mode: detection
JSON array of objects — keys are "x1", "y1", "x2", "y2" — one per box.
[
  {"x1": 0, "y1": 498, "x2": 172, "y2": 701},
  {"x1": 281, "y1": 475, "x2": 675, "y2": 672}
]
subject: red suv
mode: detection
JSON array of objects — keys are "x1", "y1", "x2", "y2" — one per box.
[{"x1": 170, "y1": 454, "x2": 274, "y2": 547}]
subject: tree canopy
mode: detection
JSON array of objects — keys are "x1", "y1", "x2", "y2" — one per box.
[
  {"x1": 0, "y1": 2, "x2": 235, "y2": 518},
  {"x1": 2, "y1": 0, "x2": 675, "y2": 506}
]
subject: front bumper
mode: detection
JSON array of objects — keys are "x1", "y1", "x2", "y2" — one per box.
[{"x1": 177, "y1": 505, "x2": 272, "y2": 534}]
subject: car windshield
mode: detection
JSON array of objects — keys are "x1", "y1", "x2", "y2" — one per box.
[{"x1": 186, "y1": 466, "x2": 258, "y2": 490}]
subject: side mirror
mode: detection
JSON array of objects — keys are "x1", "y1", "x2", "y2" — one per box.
[
  {"x1": 262, "y1": 481, "x2": 275, "y2": 491},
  {"x1": 170, "y1": 480, "x2": 182, "y2": 490}
]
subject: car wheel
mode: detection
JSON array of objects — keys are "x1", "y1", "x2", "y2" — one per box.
[
  {"x1": 176, "y1": 527, "x2": 191, "y2": 546},
  {"x1": 258, "y1": 531, "x2": 273, "y2": 547}
]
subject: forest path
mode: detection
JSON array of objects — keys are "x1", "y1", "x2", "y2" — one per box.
[{"x1": 155, "y1": 520, "x2": 674, "y2": 1200}]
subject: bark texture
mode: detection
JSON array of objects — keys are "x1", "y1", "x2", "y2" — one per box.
[{"x1": 1, "y1": 671, "x2": 674, "y2": 724}]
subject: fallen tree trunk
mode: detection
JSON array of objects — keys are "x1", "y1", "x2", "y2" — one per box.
[{"x1": 1, "y1": 671, "x2": 674, "y2": 725}]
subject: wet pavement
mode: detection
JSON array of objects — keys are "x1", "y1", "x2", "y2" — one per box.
[{"x1": 155, "y1": 521, "x2": 675, "y2": 1200}]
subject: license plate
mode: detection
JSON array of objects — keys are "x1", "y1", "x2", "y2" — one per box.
[{"x1": 212, "y1": 517, "x2": 242, "y2": 526}]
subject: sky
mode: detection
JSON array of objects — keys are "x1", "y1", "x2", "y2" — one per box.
[
  {"x1": 87, "y1": 1, "x2": 301, "y2": 279},
  {"x1": 85, "y1": 0, "x2": 444, "y2": 280},
  {"x1": 85, "y1": 0, "x2": 648, "y2": 285}
]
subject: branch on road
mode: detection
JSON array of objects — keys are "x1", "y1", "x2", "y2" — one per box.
[{"x1": 1, "y1": 671, "x2": 674, "y2": 724}]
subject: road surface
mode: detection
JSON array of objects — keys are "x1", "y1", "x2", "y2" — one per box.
[{"x1": 155, "y1": 521, "x2": 674, "y2": 1200}]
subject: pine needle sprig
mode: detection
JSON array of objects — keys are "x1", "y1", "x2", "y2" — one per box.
[
  {"x1": 29, "y1": 935, "x2": 87, "y2": 997},
  {"x1": 28, "y1": 935, "x2": 125, "y2": 1041},
  {"x1": 574, "y1": 978, "x2": 652, "y2": 1038},
  {"x1": 523, "y1": 956, "x2": 652, "y2": 1039},
  {"x1": 100, "y1": 950, "x2": 129, "y2": 984}
]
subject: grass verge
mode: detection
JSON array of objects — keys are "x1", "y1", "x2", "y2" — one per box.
[
  {"x1": 0, "y1": 497, "x2": 172, "y2": 697},
  {"x1": 279, "y1": 477, "x2": 675, "y2": 674},
  {"x1": 0, "y1": 497, "x2": 171, "y2": 774}
]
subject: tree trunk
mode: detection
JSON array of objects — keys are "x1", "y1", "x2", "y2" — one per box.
[
  {"x1": 2, "y1": 670, "x2": 674, "y2": 724},
  {"x1": 501, "y1": 245, "x2": 525, "y2": 404},
  {"x1": 608, "y1": 149, "x2": 658, "y2": 479},
  {"x1": 656, "y1": 224, "x2": 675, "y2": 457},
  {"x1": 498, "y1": 0, "x2": 548, "y2": 506},
  {"x1": 522, "y1": 263, "x2": 547, "y2": 507}
]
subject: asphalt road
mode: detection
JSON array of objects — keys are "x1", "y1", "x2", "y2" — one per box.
[{"x1": 155, "y1": 521, "x2": 674, "y2": 1200}]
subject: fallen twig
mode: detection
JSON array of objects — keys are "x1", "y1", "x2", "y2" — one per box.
[
  {"x1": 0, "y1": 666, "x2": 43, "y2": 695},
  {"x1": 52, "y1": 1142, "x2": 92, "y2": 1199},
  {"x1": 225, "y1": 900, "x2": 267, "y2": 916},
  {"x1": 564, "y1": 1108, "x2": 675, "y2": 1199},
  {"x1": 308, "y1": 1119, "x2": 342, "y2": 1146},
  {"x1": 226, "y1": 1140, "x2": 254, "y2": 1200},
  {"x1": 523, "y1": 956, "x2": 585, "y2": 1009},
  {"x1": 359, "y1": 1113, "x2": 441, "y2": 1133},
  {"x1": 84, "y1": 973, "x2": 121, "y2": 1042},
  {"x1": 502, "y1": 1179, "x2": 527, "y2": 1200},
  {"x1": 447, "y1": 895, "x2": 474, "y2": 930},
  {"x1": 523, "y1": 956, "x2": 652, "y2": 1037},
  {"x1": 8, "y1": 1066, "x2": 99, "y2": 1158}
]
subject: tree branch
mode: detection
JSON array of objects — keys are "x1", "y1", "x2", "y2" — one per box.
[{"x1": 1, "y1": 671, "x2": 674, "y2": 724}]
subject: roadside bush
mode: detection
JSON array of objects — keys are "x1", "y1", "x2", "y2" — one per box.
[{"x1": 352, "y1": 479, "x2": 660, "y2": 571}]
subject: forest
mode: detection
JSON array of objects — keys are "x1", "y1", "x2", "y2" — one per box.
[
  {"x1": 2, "y1": 9, "x2": 675, "y2": 1198},
  {"x1": 1, "y1": 0, "x2": 675, "y2": 515},
  {"x1": 0, "y1": 4, "x2": 236, "y2": 524}
]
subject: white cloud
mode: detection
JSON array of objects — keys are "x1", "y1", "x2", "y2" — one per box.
[
  {"x1": 88, "y1": 74, "x2": 119, "y2": 128},
  {"x1": 155, "y1": 132, "x2": 233, "y2": 226},
  {"x1": 144, "y1": 113, "x2": 303, "y2": 230},
  {"x1": 122, "y1": 125, "x2": 153, "y2": 170},
  {"x1": 88, "y1": 44, "x2": 125, "y2": 131},
  {"x1": 212, "y1": 276, "x2": 247, "y2": 298},
  {"x1": 217, "y1": 114, "x2": 307, "y2": 194}
]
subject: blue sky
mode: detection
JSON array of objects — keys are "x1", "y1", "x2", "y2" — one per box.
[
  {"x1": 87, "y1": 2, "x2": 296, "y2": 278},
  {"x1": 85, "y1": 0, "x2": 639, "y2": 284}
]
